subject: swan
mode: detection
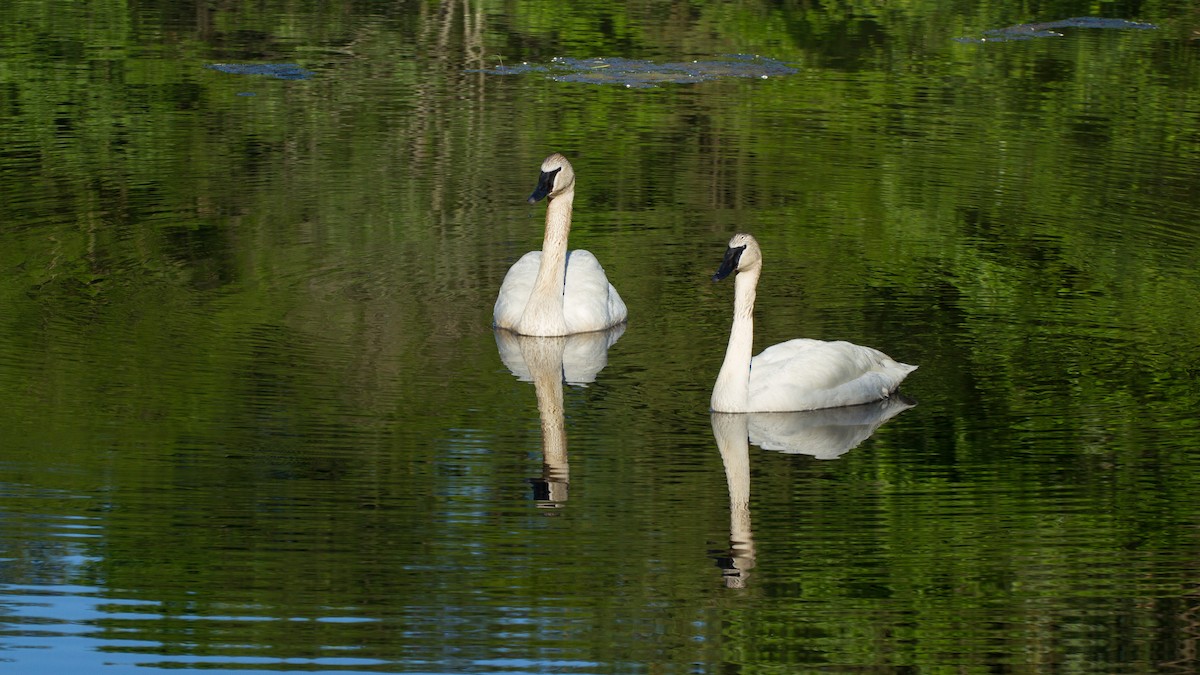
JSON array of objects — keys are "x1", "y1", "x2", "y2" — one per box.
[
  {"x1": 493, "y1": 153, "x2": 628, "y2": 336},
  {"x1": 710, "y1": 233, "x2": 916, "y2": 413}
]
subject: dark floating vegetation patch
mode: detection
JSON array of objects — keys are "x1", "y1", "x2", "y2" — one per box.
[
  {"x1": 205, "y1": 63, "x2": 315, "y2": 80},
  {"x1": 470, "y1": 54, "x2": 797, "y2": 88},
  {"x1": 955, "y1": 16, "x2": 1158, "y2": 43}
]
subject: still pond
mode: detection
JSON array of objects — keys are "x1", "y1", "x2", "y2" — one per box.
[{"x1": 2, "y1": 1, "x2": 1200, "y2": 673}]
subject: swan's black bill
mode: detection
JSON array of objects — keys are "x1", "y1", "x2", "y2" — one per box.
[
  {"x1": 712, "y1": 245, "x2": 746, "y2": 281},
  {"x1": 527, "y1": 167, "x2": 562, "y2": 204}
]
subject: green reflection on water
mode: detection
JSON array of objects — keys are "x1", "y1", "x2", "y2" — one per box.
[{"x1": 1, "y1": 0, "x2": 1199, "y2": 673}]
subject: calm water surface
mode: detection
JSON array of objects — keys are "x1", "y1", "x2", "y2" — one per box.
[{"x1": 2, "y1": 1, "x2": 1200, "y2": 673}]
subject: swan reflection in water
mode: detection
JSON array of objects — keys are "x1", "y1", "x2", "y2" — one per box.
[
  {"x1": 711, "y1": 395, "x2": 915, "y2": 588},
  {"x1": 495, "y1": 325, "x2": 625, "y2": 507}
]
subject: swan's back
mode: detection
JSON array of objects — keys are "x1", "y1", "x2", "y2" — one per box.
[{"x1": 748, "y1": 339, "x2": 917, "y2": 412}]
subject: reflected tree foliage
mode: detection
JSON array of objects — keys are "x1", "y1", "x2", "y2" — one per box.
[{"x1": 1, "y1": 0, "x2": 1199, "y2": 671}]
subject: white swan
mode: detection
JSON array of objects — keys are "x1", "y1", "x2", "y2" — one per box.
[
  {"x1": 493, "y1": 153, "x2": 628, "y2": 336},
  {"x1": 710, "y1": 233, "x2": 916, "y2": 413}
]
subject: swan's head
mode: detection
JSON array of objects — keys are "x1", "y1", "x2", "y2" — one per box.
[
  {"x1": 712, "y1": 233, "x2": 761, "y2": 281},
  {"x1": 528, "y1": 153, "x2": 576, "y2": 204}
]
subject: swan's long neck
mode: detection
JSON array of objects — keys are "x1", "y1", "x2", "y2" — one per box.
[
  {"x1": 711, "y1": 268, "x2": 759, "y2": 412},
  {"x1": 517, "y1": 191, "x2": 574, "y2": 336}
]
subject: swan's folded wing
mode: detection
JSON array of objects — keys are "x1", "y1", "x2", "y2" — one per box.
[
  {"x1": 562, "y1": 249, "x2": 628, "y2": 332},
  {"x1": 493, "y1": 251, "x2": 542, "y2": 329},
  {"x1": 750, "y1": 340, "x2": 914, "y2": 410}
]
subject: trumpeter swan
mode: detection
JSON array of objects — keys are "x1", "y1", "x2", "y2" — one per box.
[
  {"x1": 493, "y1": 153, "x2": 627, "y2": 336},
  {"x1": 710, "y1": 233, "x2": 916, "y2": 412}
]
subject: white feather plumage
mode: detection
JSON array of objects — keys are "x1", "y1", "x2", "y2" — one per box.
[
  {"x1": 493, "y1": 153, "x2": 627, "y2": 336},
  {"x1": 711, "y1": 233, "x2": 916, "y2": 412}
]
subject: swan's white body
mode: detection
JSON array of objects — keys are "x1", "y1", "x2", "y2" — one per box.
[
  {"x1": 710, "y1": 233, "x2": 916, "y2": 413},
  {"x1": 494, "y1": 153, "x2": 627, "y2": 336}
]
